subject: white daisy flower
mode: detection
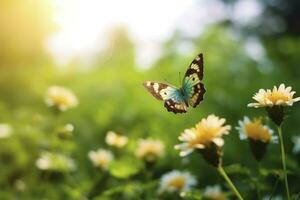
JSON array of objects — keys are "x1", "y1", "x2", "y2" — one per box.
[
  {"x1": 135, "y1": 138, "x2": 164, "y2": 162},
  {"x1": 203, "y1": 185, "x2": 227, "y2": 200},
  {"x1": 36, "y1": 152, "x2": 76, "y2": 172},
  {"x1": 236, "y1": 116, "x2": 277, "y2": 143},
  {"x1": 88, "y1": 148, "x2": 114, "y2": 170},
  {"x1": 105, "y1": 131, "x2": 128, "y2": 148},
  {"x1": 159, "y1": 170, "x2": 197, "y2": 193},
  {"x1": 45, "y1": 86, "x2": 78, "y2": 111},
  {"x1": 175, "y1": 115, "x2": 231, "y2": 157},
  {"x1": 248, "y1": 84, "x2": 300, "y2": 108}
]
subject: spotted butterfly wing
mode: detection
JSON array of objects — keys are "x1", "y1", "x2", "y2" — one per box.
[
  {"x1": 182, "y1": 54, "x2": 206, "y2": 107},
  {"x1": 143, "y1": 53, "x2": 206, "y2": 114},
  {"x1": 143, "y1": 82, "x2": 187, "y2": 113}
]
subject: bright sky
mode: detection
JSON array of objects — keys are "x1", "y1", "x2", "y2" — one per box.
[{"x1": 47, "y1": 0, "x2": 263, "y2": 68}]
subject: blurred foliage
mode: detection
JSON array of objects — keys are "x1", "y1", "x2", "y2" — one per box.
[
  {"x1": 0, "y1": 0, "x2": 300, "y2": 199},
  {"x1": 0, "y1": 0, "x2": 54, "y2": 67}
]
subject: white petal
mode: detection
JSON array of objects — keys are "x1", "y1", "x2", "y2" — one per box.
[
  {"x1": 194, "y1": 144, "x2": 205, "y2": 149},
  {"x1": 293, "y1": 97, "x2": 300, "y2": 102},
  {"x1": 212, "y1": 138, "x2": 224, "y2": 147},
  {"x1": 180, "y1": 149, "x2": 193, "y2": 157},
  {"x1": 174, "y1": 143, "x2": 188, "y2": 150},
  {"x1": 247, "y1": 103, "x2": 261, "y2": 108},
  {"x1": 279, "y1": 84, "x2": 285, "y2": 91},
  {"x1": 285, "y1": 86, "x2": 292, "y2": 93}
]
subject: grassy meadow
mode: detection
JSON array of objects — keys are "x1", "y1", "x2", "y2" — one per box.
[{"x1": 0, "y1": 0, "x2": 300, "y2": 199}]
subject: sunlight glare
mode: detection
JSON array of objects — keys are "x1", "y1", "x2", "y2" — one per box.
[{"x1": 47, "y1": 0, "x2": 194, "y2": 67}]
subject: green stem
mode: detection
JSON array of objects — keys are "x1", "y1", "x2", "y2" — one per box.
[
  {"x1": 277, "y1": 126, "x2": 291, "y2": 200},
  {"x1": 218, "y1": 166, "x2": 244, "y2": 200},
  {"x1": 256, "y1": 162, "x2": 262, "y2": 200}
]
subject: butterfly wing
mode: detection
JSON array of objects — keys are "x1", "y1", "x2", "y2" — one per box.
[
  {"x1": 182, "y1": 53, "x2": 206, "y2": 108},
  {"x1": 184, "y1": 53, "x2": 204, "y2": 80},
  {"x1": 143, "y1": 81, "x2": 187, "y2": 114}
]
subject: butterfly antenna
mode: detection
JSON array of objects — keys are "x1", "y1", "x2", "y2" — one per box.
[{"x1": 178, "y1": 72, "x2": 181, "y2": 85}]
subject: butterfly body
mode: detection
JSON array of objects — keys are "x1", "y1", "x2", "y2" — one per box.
[{"x1": 143, "y1": 53, "x2": 206, "y2": 114}]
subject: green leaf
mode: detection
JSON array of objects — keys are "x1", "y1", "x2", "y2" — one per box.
[{"x1": 108, "y1": 157, "x2": 142, "y2": 179}]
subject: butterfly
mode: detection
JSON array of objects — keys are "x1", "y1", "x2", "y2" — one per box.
[{"x1": 143, "y1": 53, "x2": 206, "y2": 114}]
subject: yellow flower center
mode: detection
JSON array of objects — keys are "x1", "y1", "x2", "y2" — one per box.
[
  {"x1": 136, "y1": 140, "x2": 164, "y2": 161},
  {"x1": 114, "y1": 137, "x2": 126, "y2": 146},
  {"x1": 52, "y1": 95, "x2": 72, "y2": 106},
  {"x1": 142, "y1": 148, "x2": 161, "y2": 160},
  {"x1": 191, "y1": 126, "x2": 222, "y2": 146},
  {"x1": 266, "y1": 91, "x2": 290, "y2": 104},
  {"x1": 244, "y1": 119, "x2": 271, "y2": 142},
  {"x1": 95, "y1": 158, "x2": 107, "y2": 167},
  {"x1": 167, "y1": 176, "x2": 186, "y2": 190}
]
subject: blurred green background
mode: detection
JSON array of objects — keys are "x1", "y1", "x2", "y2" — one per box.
[{"x1": 0, "y1": 0, "x2": 300, "y2": 199}]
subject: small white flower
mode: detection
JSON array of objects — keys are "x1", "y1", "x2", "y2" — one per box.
[
  {"x1": 203, "y1": 185, "x2": 227, "y2": 200},
  {"x1": 45, "y1": 86, "x2": 78, "y2": 111},
  {"x1": 236, "y1": 116, "x2": 277, "y2": 143},
  {"x1": 135, "y1": 138, "x2": 164, "y2": 162},
  {"x1": 0, "y1": 123, "x2": 12, "y2": 139},
  {"x1": 36, "y1": 152, "x2": 76, "y2": 172},
  {"x1": 88, "y1": 149, "x2": 114, "y2": 170},
  {"x1": 105, "y1": 131, "x2": 128, "y2": 148},
  {"x1": 63, "y1": 123, "x2": 74, "y2": 132},
  {"x1": 248, "y1": 84, "x2": 300, "y2": 108},
  {"x1": 36, "y1": 155, "x2": 52, "y2": 170},
  {"x1": 159, "y1": 170, "x2": 197, "y2": 193},
  {"x1": 292, "y1": 135, "x2": 300, "y2": 154}
]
